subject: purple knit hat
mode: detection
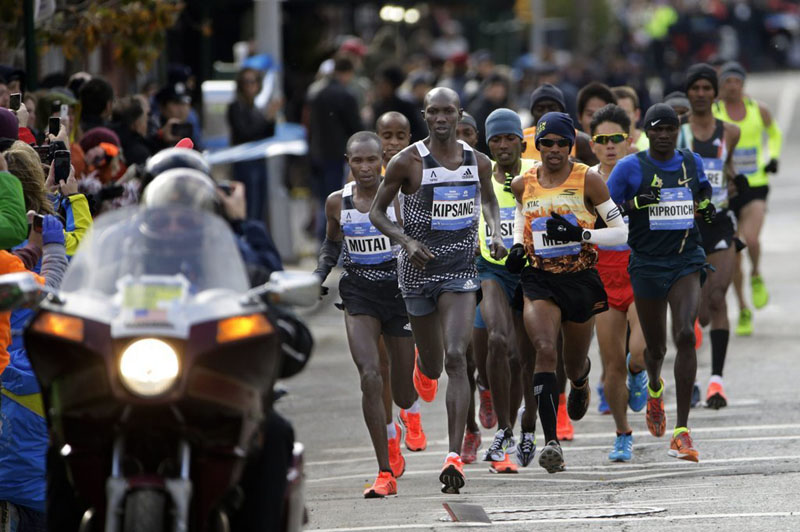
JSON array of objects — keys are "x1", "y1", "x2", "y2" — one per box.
[{"x1": 0, "y1": 107, "x2": 19, "y2": 140}]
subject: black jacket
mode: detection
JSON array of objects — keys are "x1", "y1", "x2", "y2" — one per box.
[
  {"x1": 227, "y1": 100, "x2": 276, "y2": 146},
  {"x1": 372, "y1": 95, "x2": 427, "y2": 143},
  {"x1": 308, "y1": 78, "x2": 362, "y2": 161}
]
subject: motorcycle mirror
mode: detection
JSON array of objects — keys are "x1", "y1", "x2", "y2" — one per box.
[
  {"x1": 246, "y1": 270, "x2": 321, "y2": 307},
  {"x1": 0, "y1": 272, "x2": 47, "y2": 311}
]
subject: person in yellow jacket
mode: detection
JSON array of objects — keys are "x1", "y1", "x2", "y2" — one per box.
[{"x1": 712, "y1": 62, "x2": 782, "y2": 335}]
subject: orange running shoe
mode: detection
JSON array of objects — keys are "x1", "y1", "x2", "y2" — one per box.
[
  {"x1": 694, "y1": 319, "x2": 702, "y2": 349},
  {"x1": 398, "y1": 409, "x2": 427, "y2": 451},
  {"x1": 413, "y1": 352, "x2": 438, "y2": 403},
  {"x1": 439, "y1": 454, "x2": 465, "y2": 494},
  {"x1": 645, "y1": 379, "x2": 666, "y2": 438},
  {"x1": 556, "y1": 394, "x2": 574, "y2": 441},
  {"x1": 705, "y1": 380, "x2": 728, "y2": 410},
  {"x1": 478, "y1": 388, "x2": 497, "y2": 429},
  {"x1": 668, "y1": 429, "x2": 699, "y2": 462},
  {"x1": 490, "y1": 453, "x2": 519, "y2": 474},
  {"x1": 461, "y1": 430, "x2": 481, "y2": 464},
  {"x1": 388, "y1": 422, "x2": 406, "y2": 478},
  {"x1": 363, "y1": 470, "x2": 397, "y2": 498}
]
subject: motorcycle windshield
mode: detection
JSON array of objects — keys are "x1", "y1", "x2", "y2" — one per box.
[{"x1": 61, "y1": 206, "x2": 251, "y2": 296}]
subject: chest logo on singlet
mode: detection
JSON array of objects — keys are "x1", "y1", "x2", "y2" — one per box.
[
  {"x1": 432, "y1": 185, "x2": 476, "y2": 230},
  {"x1": 462, "y1": 168, "x2": 473, "y2": 178},
  {"x1": 530, "y1": 213, "x2": 581, "y2": 258},
  {"x1": 677, "y1": 176, "x2": 693, "y2": 185},
  {"x1": 649, "y1": 188, "x2": 695, "y2": 230}
]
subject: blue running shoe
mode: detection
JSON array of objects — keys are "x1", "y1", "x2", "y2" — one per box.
[
  {"x1": 608, "y1": 433, "x2": 633, "y2": 462},
  {"x1": 597, "y1": 383, "x2": 610, "y2": 414},
  {"x1": 626, "y1": 352, "x2": 648, "y2": 412},
  {"x1": 690, "y1": 382, "x2": 701, "y2": 408}
]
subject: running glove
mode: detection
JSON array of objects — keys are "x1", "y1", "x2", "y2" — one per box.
[
  {"x1": 546, "y1": 212, "x2": 583, "y2": 242},
  {"x1": 764, "y1": 158, "x2": 779, "y2": 174},
  {"x1": 733, "y1": 173, "x2": 750, "y2": 193},
  {"x1": 697, "y1": 199, "x2": 716, "y2": 224},
  {"x1": 620, "y1": 187, "x2": 660, "y2": 216},
  {"x1": 41, "y1": 215, "x2": 65, "y2": 246},
  {"x1": 505, "y1": 244, "x2": 527, "y2": 274}
]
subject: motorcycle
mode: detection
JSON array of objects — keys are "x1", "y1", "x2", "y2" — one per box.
[{"x1": 0, "y1": 205, "x2": 318, "y2": 532}]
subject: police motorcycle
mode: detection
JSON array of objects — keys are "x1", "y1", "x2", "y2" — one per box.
[{"x1": 0, "y1": 204, "x2": 317, "y2": 532}]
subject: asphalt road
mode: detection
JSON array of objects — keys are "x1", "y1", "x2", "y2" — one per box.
[{"x1": 277, "y1": 72, "x2": 800, "y2": 531}]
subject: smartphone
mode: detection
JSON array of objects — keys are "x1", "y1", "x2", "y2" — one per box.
[
  {"x1": 53, "y1": 150, "x2": 71, "y2": 184},
  {"x1": 171, "y1": 122, "x2": 193, "y2": 138},
  {"x1": 60, "y1": 104, "x2": 69, "y2": 120},
  {"x1": 33, "y1": 214, "x2": 44, "y2": 233},
  {"x1": 217, "y1": 181, "x2": 234, "y2": 196},
  {"x1": 49, "y1": 117, "x2": 61, "y2": 136},
  {"x1": 33, "y1": 145, "x2": 52, "y2": 164},
  {"x1": 9, "y1": 93, "x2": 21, "y2": 111}
]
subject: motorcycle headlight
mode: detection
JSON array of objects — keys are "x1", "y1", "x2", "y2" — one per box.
[{"x1": 119, "y1": 338, "x2": 180, "y2": 397}]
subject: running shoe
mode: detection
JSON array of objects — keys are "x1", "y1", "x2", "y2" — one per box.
[
  {"x1": 668, "y1": 429, "x2": 699, "y2": 462},
  {"x1": 461, "y1": 430, "x2": 481, "y2": 464},
  {"x1": 694, "y1": 319, "x2": 702, "y2": 349},
  {"x1": 751, "y1": 275, "x2": 769, "y2": 309},
  {"x1": 705, "y1": 380, "x2": 728, "y2": 410},
  {"x1": 398, "y1": 409, "x2": 427, "y2": 451},
  {"x1": 440, "y1": 455, "x2": 465, "y2": 494},
  {"x1": 478, "y1": 388, "x2": 496, "y2": 429},
  {"x1": 538, "y1": 440, "x2": 565, "y2": 474},
  {"x1": 597, "y1": 383, "x2": 611, "y2": 414},
  {"x1": 388, "y1": 422, "x2": 405, "y2": 479},
  {"x1": 556, "y1": 396, "x2": 574, "y2": 441},
  {"x1": 645, "y1": 379, "x2": 666, "y2": 437},
  {"x1": 490, "y1": 453, "x2": 519, "y2": 474},
  {"x1": 363, "y1": 470, "x2": 397, "y2": 498},
  {"x1": 514, "y1": 432, "x2": 537, "y2": 467},
  {"x1": 691, "y1": 382, "x2": 701, "y2": 408},
  {"x1": 483, "y1": 428, "x2": 514, "y2": 462},
  {"x1": 736, "y1": 308, "x2": 753, "y2": 337},
  {"x1": 413, "y1": 352, "x2": 438, "y2": 403},
  {"x1": 608, "y1": 433, "x2": 633, "y2": 462},
  {"x1": 568, "y1": 379, "x2": 591, "y2": 421},
  {"x1": 626, "y1": 352, "x2": 648, "y2": 412}
]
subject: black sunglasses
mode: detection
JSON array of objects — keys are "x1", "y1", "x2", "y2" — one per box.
[
  {"x1": 592, "y1": 133, "x2": 628, "y2": 144},
  {"x1": 538, "y1": 138, "x2": 571, "y2": 148}
]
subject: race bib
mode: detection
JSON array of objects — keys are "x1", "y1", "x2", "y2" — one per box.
[
  {"x1": 484, "y1": 206, "x2": 515, "y2": 249},
  {"x1": 432, "y1": 185, "x2": 476, "y2": 230},
  {"x1": 598, "y1": 216, "x2": 630, "y2": 252},
  {"x1": 733, "y1": 147, "x2": 758, "y2": 175},
  {"x1": 649, "y1": 187, "x2": 694, "y2": 230},
  {"x1": 343, "y1": 222, "x2": 393, "y2": 265},
  {"x1": 702, "y1": 157, "x2": 728, "y2": 207},
  {"x1": 530, "y1": 214, "x2": 581, "y2": 258}
]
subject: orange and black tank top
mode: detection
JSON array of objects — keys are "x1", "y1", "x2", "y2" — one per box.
[{"x1": 521, "y1": 163, "x2": 598, "y2": 273}]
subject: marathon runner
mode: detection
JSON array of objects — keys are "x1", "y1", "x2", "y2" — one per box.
[
  {"x1": 588, "y1": 104, "x2": 649, "y2": 461},
  {"x1": 712, "y1": 61, "x2": 783, "y2": 335},
  {"x1": 476, "y1": 108, "x2": 539, "y2": 472},
  {"x1": 377, "y1": 111, "x2": 411, "y2": 171},
  {"x1": 607, "y1": 103, "x2": 715, "y2": 462},
  {"x1": 369, "y1": 87, "x2": 507, "y2": 493},
  {"x1": 507, "y1": 112, "x2": 628, "y2": 473},
  {"x1": 679, "y1": 64, "x2": 741, "y2": 409},
  {"x1": 612, "y1": 86, "x2": 649, "y2": 152},
  {"x1": 314, "y1": 131, "x2": 418, "y2": 498}
]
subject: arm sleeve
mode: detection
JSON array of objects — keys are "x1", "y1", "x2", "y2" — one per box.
[
  {"x1": 40, "y1": 242, "x2": 68, "y2": 289},
  {"x1": 767, "y1": 120, "x2": 783, "y2": 160},
  {"x1": 513, "y1": 202, "x2": 525, "y2": 245},
  {"x1": 10, "y1": 243, "x2": 42, "y2": 270},
  {"x1": 62, "y1": 194, "x2": 93, "y2": 256},
  {"x1": 313, "y1": 238, "x2": 343, "y2": 283},
  {"x1": 0, "y1": 172, "x2": 30, "y2": 249},
  {"x1": 584, "y1": 199, "x2": 628, "y2": 246}
]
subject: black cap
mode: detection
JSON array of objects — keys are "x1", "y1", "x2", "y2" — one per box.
[
  {"x1": 643, "y1": 103, "x2": 679, "y2": 131},
  {"x1": 529, "y1": 83, "x2": 566, "y2": 113},
  {"x1": 685, "y1": 63, "x2": 718, "y2": 95},
  {"x1": 155, "y1": 82, "x2": 192, "y2": 105}
]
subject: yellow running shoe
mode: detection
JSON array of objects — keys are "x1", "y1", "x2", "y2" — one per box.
[{"x1": 751, "y1": 275, "x2": 769, "y2": 309}]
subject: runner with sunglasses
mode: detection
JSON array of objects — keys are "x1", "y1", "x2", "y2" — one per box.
[
  {"x1": 507, "y1": 112, "x2": 628, "y2": 473},
  {"x1": 606, "y1": 103, "x2": 715, "y2": 462},
  {"x1": 315, "y1": 132, "x2": 417, "y2": 498},
  {"x1": 589, "y1": 104, "x2": 648, "y2": 462},
  {"x1": 679, "y1": 64, "x2": 741, "y2": 409}
]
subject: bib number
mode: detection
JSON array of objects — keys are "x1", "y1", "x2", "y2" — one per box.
[
  {"x1": 432, "y1": 185, "x2": 476, "y2": 230},
  {"x1": 484, "y1": 206, "x2": 515, "y2": 250},
  {"x1": 344, "y1": 223, "x2": 393, "y2": 265},
  {"x1": 649, "y1": 187, "x2": 694, "y2": 230},
  {"x1": 733, "y1": 147, "x2": 758, "y2": 175},
  {"x1": 530, "y1": 214, "x2": 581, "y2": 258}
]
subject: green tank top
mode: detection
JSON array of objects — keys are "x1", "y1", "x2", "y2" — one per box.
[
  {"x1": 712, "y1": 98, "x2": 767, "y2": 187},
  {"x1": 479, "y1": 158, "x2": 537, "y2": 265},
  {"x1": 634, "y1": 131, "x2": 650, "y2": 152}
]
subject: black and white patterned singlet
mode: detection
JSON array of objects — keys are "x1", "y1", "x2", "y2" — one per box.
[{"x1": 398, "y1": 140, "x2": 480, "y2": 292}]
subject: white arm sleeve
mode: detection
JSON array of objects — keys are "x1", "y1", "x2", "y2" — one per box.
[
  {"x1": 513, "y1": 202, "x2": 525, "y2": 245},
  {"x1": 584, "y1": 198, "x2": 628, "y2": 246}
]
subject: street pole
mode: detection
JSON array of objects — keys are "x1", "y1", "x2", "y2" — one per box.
[
  {"x1": 23, "y1": 0, "x2": 38, "y2": 90},
  {"x1": 529, "y1": 0, "x2": 544, "y2": 62}
]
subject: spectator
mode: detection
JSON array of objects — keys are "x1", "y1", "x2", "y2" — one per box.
[
  {"x1": 78, "y1": 77, "x2": 114, "y2": 134},
  {"x1": 79, "y1": 127, "x2": 124, "y2": 184},
  {"x1": 227, "y1": 67, "x2": 281, "y2": 222},
  {"x1": 0, "y1": 77, "x2": 9, "y2": 109},
  {"x1": 3, "y1": 142, "x2": 56, "y2": 215},
  {"x1": 371, "y1": 65, "x2": 426, "y2": 143},
  {"x1": 151, "y1": 82, "x2": 194, "y2": 152},
  {"x1": 576, "y1": 81, "x2": 616, "y2": 133},
  {"x1": 612, "y1": 85, "x2": 648, "y2": 151},
  {"x1": 111, "y1": 95, "x2": 152, "y2": 167},
  {"x1": 467, "y1": 71, "x2": 511, "y2": 154},
  {"x1": 308, "y1": 57, "x2": 362, "y2": 239},
  {"x1": 0, "y1": 67, "x2": 24, "y2": 96}
]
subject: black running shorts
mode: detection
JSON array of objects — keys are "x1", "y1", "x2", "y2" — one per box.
[
  {"x1": 520, "y1": 267, "x2": 608, "y2": 323},
  {"x1": 698, "y1": 208, "x2": 736, "y2": 255},
  {"x1": 730, "y1": 184, "x2": 769, "y2": 218},
  {"x1": 338, "y1": 274, "x2": 412, "y2": 337}
]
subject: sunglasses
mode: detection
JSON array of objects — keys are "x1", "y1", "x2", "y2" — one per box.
[
  {"x1": 592, "y1": 133, "x2": 629, "y2": 144},
  {"x1": 538, "y1": 138, "x2": 571, "y2": 148}
]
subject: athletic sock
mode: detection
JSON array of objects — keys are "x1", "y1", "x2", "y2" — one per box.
[
  {"x1": 406, "y1": 399, "x2": 420, "y2": 414},
  {"x1": 446, "y1": 451, "x2": 460, "y2": 460},
  {"x1": 533, "y1": 372, "x2": 559, "y2": 443},
  {"x1": 387, "y1": 422, "x2": 397, "y2": 439},
  {"x1": 648, "y1": 379, "x2": 664, "y2": 398},
  {"x1": 710, "y1": 329, "x2": 729, "y2": 377},
  {"x1": 673, "y1": 426, "x2": 689, "y2": 438}
]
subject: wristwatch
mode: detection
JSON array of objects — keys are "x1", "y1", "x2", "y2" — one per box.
[{"x1": 582, "y1": 230, "x2": 592, "y2": 242}]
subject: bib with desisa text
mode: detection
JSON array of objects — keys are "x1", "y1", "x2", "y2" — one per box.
[{"x1": 484, "y1": 206, "x2": 515, "y2": 250}]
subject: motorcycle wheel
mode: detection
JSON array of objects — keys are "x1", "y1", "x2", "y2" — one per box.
[{"x1": 122, "y1": 490, "x2": 166, "y2": 532}]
